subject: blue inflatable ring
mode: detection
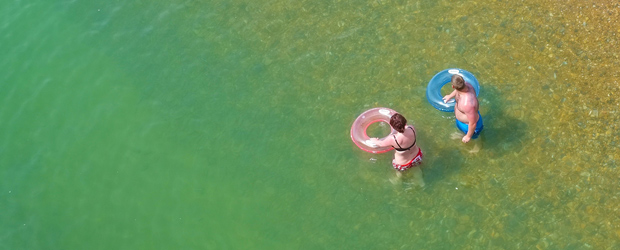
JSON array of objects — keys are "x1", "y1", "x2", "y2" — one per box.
[{"x1": 426, "y1": 68, "x2": 480, "y2": 112}]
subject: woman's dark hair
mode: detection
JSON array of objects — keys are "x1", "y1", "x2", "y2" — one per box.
[
  {"x1": 451, "y1": 74, "x2": 465, "y2": 91},
  {"x1": 390, "y1": 113, "x2": 407, "y2": 133}
]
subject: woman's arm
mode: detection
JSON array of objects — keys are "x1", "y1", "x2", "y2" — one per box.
[{"x1": 368, "y1": 137, "x2": 393, "y2": 148}]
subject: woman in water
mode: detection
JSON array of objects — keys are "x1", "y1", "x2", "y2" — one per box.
[{"x1": 369, "y1": 113, "x2": 424, "y2": 186}]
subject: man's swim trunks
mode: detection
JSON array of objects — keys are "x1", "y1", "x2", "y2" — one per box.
[
  {"x1": 392, "y1": 149, "x2": 423, "y2": 171},
  {"x1": 456, "y1": 111, "x2": 484, "y2": 139}
]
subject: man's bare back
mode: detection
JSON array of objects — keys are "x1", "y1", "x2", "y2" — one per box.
[
  {"x1": 443, "y1": 75, "x2": 482, "y2": 143},
  {"x1": 454, "y1": 82, "x2": 479, "y2": 124}
]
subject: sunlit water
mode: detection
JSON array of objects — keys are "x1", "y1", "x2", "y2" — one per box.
[{"x1": 1, "y1": 0, "x2": 619, "y2": 249}]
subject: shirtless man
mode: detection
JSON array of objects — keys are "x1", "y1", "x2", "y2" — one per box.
[{"x1": 442, "y1": 74, "x2": 483, "y2": 143}]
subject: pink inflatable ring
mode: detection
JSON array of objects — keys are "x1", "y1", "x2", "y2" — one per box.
[{"x1": 350, "y1": 107, "x2": 398, "y2": 154}]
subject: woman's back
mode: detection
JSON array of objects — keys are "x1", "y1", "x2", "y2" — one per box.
[{"x1": 392, "y1": 125, "x2": 420, "y2": 165}]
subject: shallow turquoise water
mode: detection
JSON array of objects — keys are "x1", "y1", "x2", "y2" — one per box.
[{"x1": 2, "y1": 0, "x2": 619, "y2": 249}]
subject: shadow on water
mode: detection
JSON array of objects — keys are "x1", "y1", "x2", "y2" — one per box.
[{"x1": 479, "y1": 85, "x2": 529, "y2": 158}]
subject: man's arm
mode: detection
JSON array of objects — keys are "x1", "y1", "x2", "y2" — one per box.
[
  {"x1": 443, "y1": 90, "x2": 457, "y2": 103},
  {"x1": 462, "y1": 111, "x2": 478, "y2": 143}
]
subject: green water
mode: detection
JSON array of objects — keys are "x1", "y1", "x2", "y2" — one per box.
[{"x1": 2, "y1": 0, "x2": 619, "y2": 249}]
